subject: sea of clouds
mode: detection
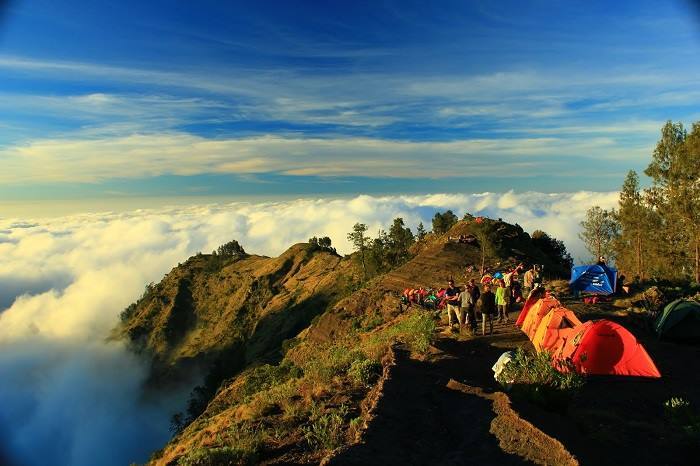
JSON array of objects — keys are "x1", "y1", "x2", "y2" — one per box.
[{"x1": 0, "y1": 191, "x2": 618, "y2": 465}]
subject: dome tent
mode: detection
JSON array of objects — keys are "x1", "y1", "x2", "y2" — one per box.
[
  {"x1": 570, "y1": 264, "x2": 617, "y2": 295},
  {"x1": 521, "y1": 296, "x2": 561, "y2": 340},
  {"x1": 516, "y1": 292, "x2": 541, "y2": 327},
  {"x1": 655, "y1": 299, "x2": 700, "y2": 341},
  {"x1": 532, "y1": 307, "x2": 582, "y2": 352},
  {"x1": 557, "y1": 320, "x2": 661, "y2": 378}
]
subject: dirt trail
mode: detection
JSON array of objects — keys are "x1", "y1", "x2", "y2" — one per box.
[{"x1": 330, "y1": 313, "x2": 575, "y2": 465}]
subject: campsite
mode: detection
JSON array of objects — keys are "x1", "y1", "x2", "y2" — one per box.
[{"x1": 337, "y1": 282, "x2": 700, "y2": 466}]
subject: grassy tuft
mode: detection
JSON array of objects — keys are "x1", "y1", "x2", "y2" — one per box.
[
  {"x1": 347, "y1": 358, "x2": 382, "y2": 387},
  {"x1": 365, "y1": 310, "x2": 436, "y2": 356},
  {"x1": 241, "y1": 361, "x2": 302, "y2": 401},
  {"x1": 302, "y1": 404, "x2": 350, "y2": 452},
  {"x1": 496, "y1": 348, "x2": 584, "y2": 411},
  {"x1": 664, "y1": 397, "x2": 700, "y2": 435}
]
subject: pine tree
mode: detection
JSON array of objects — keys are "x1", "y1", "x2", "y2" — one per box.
[
  {"x1": 347, "y1": 223, "x2": 369, "y2": 280},
  {"x1": 645, "y1": 121, "x2": 700, "y2": 283},
  {"x1": 531, "y1": 230, "x2": 573, "y2": 270},
  {"x1": 432, "y1": 210, "x2": 458, "y2": 235},
  {"x1": 216, "y1": 240, "x2": 246, "y2": 257},
  {"x1": 416, "y1": 222, "x2": 427, "y2": 241},
  {"x1": 579, "y1": 206, "x2": 619, "y2": 262},
  {"x1": 616, "y1": 170, "x2": 649, "y2": 279},
  {"x1": 387, "y1": 217, "x2": 414, "y2": 266}
]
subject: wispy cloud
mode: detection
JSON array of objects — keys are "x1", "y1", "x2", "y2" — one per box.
[
  {"x1": 1, "y1": 55, "x2": 698, "y2": 135},
  {"x1": 0, "y1": 132, "x2": 649, "y2": 184}
]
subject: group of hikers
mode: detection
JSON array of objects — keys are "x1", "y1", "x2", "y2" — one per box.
[{"x1": 402, "y1": 263, "x2": 545, "y2": 335}]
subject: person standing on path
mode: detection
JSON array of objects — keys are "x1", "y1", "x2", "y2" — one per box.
[
  {"x1": 459, "y1": 284, "x2": 471, "y2": 332},
  {"x1": 503, "y1": 264, "x2": 522, "y2": 315},
  {"x1": 495, "y1": 279, "x2": 509, "y2": 323},
  {"x1": 533, "y1": 265, "x2": 543, "y2": 290},
  {"x1": 467, "y1": 278, "x2": 480, "y2": 333},
  {"x1": 479, "y1": 284, "x2": 496, "y2": 335},
  {"x1": 523, "y1": 265, "x2": 535, "y2": 298},
  {"x1": 445, "y1": 279, "x2": 461, "y2": 330}
]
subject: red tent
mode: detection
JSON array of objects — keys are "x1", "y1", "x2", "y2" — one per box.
[{"x1": 555, "y1": 320, "x2": 661, "y2": 378}]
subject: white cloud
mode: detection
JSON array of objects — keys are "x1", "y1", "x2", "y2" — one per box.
[
  {"x1": 0, "y1": 192, "x2": 618, "y2": 465},
  {"x1": 1, "y1": 132, "x2": 644, "y2": 184}
]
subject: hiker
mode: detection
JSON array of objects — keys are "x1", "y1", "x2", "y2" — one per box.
[
  {"x1": 523, "y1": 265, "x2": 535, "y2": 298},
  {"x1": 532, "y1": 265, "x2": 543, "y2": 289},
  {"x1": 597, "y1": 256, "x2": 607, "y2": 266},
  {"x1": 512, "y1": 278, "x2": 523, "y2": 303},
  {"x1": 467, "y1": 279, "x2": 480, "y2": 332},
  {"x1": 459, "y1": 284, "x2": 471, "y2": 331},
  {"x1": 479, "y1": 284, "x2": 497, "y2": 335},
  {"x1": 445, "y1": 279, "x2": 461, "y2": 329},
  {"x1": 503, "y1": 264, "x2": 523, "y2": 314},
  {"x1": 495, "y1": 279, "x2": 509, "y2": 323}
]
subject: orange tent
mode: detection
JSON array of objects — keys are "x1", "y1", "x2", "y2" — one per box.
[
  {"x1": 549, "y1": 320, "x2": 661, "y2": 378},
  {"x1": 521, "y1": 297, "x2": 561, "y2": 340},
  {"x1": 532, "y1": 307, "x2": 582, "y2": 352},
  {"x1": 516, "y1": 293, "x2": 540, "y2": 327}
]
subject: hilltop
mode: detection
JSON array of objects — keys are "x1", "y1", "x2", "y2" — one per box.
[
  {"x1": 310, "y1": 216, "x2": 569, "y2": 342},
  {"x1": 115, "y1": 242, "x2": 359, "y2": 388}
]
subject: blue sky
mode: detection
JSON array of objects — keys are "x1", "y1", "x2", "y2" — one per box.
[{"x1": 1, "y1": 0, "x2": 700, "y2": 201}]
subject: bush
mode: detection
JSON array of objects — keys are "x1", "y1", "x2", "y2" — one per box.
[
  {"x1": 290, "y1": 341, "x2": 368, "y2": 384},
  {"x1": 351, "y1": 310, "x2": 384, "y2": 332},
  {"x1": 432, "y1": 210, "x2": 458, "y2": 235},
  {"x1": 664, "y1": 397, "x2": 700, "y2": 435},
  {"x1": 302, "y1": 404, "x2": 349, "y2": 451},
  {"x1": 496, "y1": 348, "x2": 584, "y2": 411},
  {"x1": 347, "y1": 359, "x2": 382, "y2": 387},
  {"x1": 120, "y1": 302, "x2": 138, "y2": 322},
  {"x1": 241, "y1": 362, "x2": 302, "y2": 400},
  {"x1": 216, "y1": 239, "x2": 246, "y2": 258},
  {"x1": 178, "y1": 446, "x2": 254, "y2": 466},
  {"x1": 383, "y1": 311, "x2": 436, "y2": 353}
]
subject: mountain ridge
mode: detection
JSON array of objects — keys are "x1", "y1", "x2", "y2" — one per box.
[{"x1": 117, "y1": 216, "x2": 580, "y2": 465}]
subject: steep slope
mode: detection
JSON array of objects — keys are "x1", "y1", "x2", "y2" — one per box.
[{"x1": 116, "y1": 243, "x2": 357, "y2": 384}]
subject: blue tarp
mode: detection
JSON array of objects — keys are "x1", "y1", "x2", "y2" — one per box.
[{"x1": 570, "y1": 264, "x2": 617, "y2": 295}]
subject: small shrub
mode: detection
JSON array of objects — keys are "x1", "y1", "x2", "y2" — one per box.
[
  {"x1": 120, "y1": 302, "x2": 138, "y2": 322},
  {"x1": 290, "y1": 341, "x2": 368, "y2": 384},
  {"x1": 370, "y1": 310, "x2": 436, "y2": 354},
  {"x1": 281, "y1": 337, "x2": 300, "y2": 356},
  {"x1": 302, "y1": 404, "x2": 349, "y2": 451},
  {"x1": 664, "y1": 397, "x2": 700, "y2": 435},
  {"x1": 357, "y1": 310, "x2": 384, "y2": 331},
  {"x1": 241, "y1": 361, "x2": 302, "y2": 400},
  {"x1": 348, "y1": 416, "x2": 363, "y2": 439},
  {"x1": 347, "y1": 359, "x2": 382, "y2": 387},
  {"x1": 178, "y1": 422, "x2": 267, "y2": 465},
  {"x1": 177, "y1": 446, "x2": 253, "y2": 466},
  {"x1": 496, "y1": 348, "x2": 584, "y2": 411},
  {"x1": 246, "y1": 379, "x2": 301, "y2": 420}
]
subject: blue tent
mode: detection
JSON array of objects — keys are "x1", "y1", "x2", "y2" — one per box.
[{"x1": 570, "y1": 264, "x2": 617, "y2": 295}]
